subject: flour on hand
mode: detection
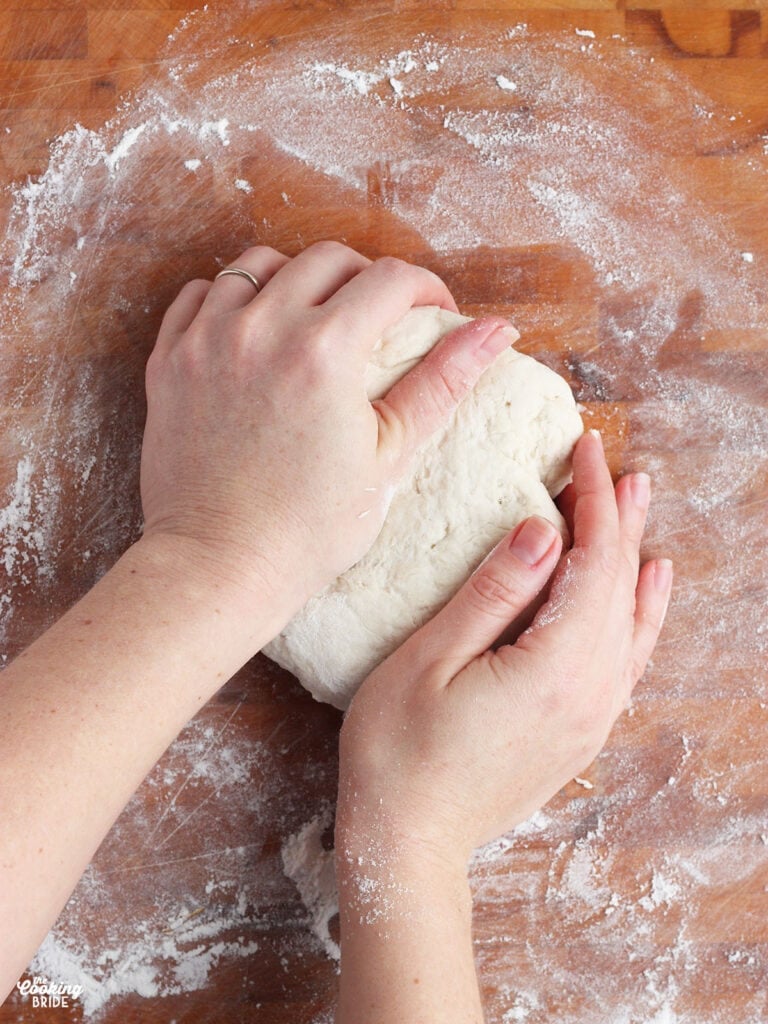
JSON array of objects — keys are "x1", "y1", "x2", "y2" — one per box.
[{"x1": 263, "y1": 306, "x2": 583, "y2": 709}]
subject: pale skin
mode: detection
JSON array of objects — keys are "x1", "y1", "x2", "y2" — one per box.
[{"x1": 0, "y1": 242, "x2": 672, "y2": 1018}]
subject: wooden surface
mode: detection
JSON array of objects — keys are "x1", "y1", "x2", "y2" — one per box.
[{"x1": 0, "y1": 2, "x2": 767, "y2": 1023}]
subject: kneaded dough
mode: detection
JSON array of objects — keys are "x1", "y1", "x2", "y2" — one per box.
[{"x1": 263, "y1": 306, "x2": 583, "y2": 710}]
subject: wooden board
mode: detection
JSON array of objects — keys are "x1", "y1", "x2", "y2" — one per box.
[{"x1": 0, "y1": 2, "x2": 766, "y2": 1023}]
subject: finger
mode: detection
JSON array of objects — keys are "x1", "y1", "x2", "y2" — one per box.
[
  {"x1": 412, "y1": 516, "x2": 562, "y2": 677},
  {"x1": 201, "y1": 245, "x2": 291, "y2": 316},
  {"x1": 322, "y1": 255, "x2": 460, "y2": 345},
  {"x1": 374, "y1": 317, "x2": 517, "y2": 465},
  {"x1": 259, "y1": 240, "x2": 371, "y2": 307},
  {"x1": 570, "y1": 430, "x2": 620, "y2": 551},
  {"x1": 615, "y1": 472, "x2": 651, "y2": 582},
  {"x1": 154, "y1": 279, "x2": 211, "y2": 353},
  {"x1": 628, "y1": 558, "x2": 673, "y2": 690},
  {"x1": 518, "y1": 432, "x2": 622, "y2": 647}
]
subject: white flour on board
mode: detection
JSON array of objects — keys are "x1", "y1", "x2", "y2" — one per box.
[
  {"x1": 1, "y1": 4, "x2": 766, "y2": 1022},
  {"x1": 280, "y1": 807, "x2": 339, "y2": 962}
]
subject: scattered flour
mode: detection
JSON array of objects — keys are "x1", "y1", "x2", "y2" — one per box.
[{"x1": 1, "y1": 4, "x2": 766, "y2": 1022}]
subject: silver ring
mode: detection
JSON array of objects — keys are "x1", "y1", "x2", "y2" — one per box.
[{"x1": 214, "y1": 267, "x2": 261, "y2": 293}]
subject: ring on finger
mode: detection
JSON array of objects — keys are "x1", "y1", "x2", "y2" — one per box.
[{"x1": 214, "y1": 267, "x2": 261, "y2": 293}]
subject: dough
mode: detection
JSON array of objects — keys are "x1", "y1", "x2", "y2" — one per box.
[{"x1": 263, "y1": 306, "x2": 583, "y2": 710}]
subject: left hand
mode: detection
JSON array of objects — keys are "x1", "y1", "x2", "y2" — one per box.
[{"x1": 140, "y1": 241, "x2": 515, "y2": 621}]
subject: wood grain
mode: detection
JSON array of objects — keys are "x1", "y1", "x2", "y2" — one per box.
[{"x1": 0, "y1": 2, "x2": 766, "y2": 1023}]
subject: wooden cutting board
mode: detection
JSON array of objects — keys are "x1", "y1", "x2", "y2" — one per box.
[{"x1": 0, "y1": 3, "x2": 766, "y2": 1023}]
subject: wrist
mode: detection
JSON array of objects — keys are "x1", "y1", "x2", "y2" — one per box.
[
  {"x1": 131, "y1": 529, "x2": 296, "y2": 646},
  {"x1": 336, "y1": 762, "x2": 475, "y2": 878},
  {"x1": 335, "y1": 804, "x2": 471, "y2": 923}
]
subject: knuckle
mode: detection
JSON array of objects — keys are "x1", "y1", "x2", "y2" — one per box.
[
  {"x1": 467, "y1": 566, "x2": 527, "y2": 617},
  {"x1": 434, "y1": 359, "x2": 468, "y2": 405},
  {"x1": 169, "y1": 338, "x2": 205, "y2": 378},
  {"x1": 374, "y1": 255, "x2": 410, "y2": 279},
  {"x1": 149, "y1": 332, "x2": 204, "y2": 387},
  {"x1": 303, "y1": 345, "x2": 335, "y2": 383},
  {"x1": 308, "y1": 239, "x2": 351, "y2": 259},
  {"x1": 417, "y1": 264, "x2": 451, "y2": 298},
  {"x1": 305, "y1": 311, "x2": 344, "y2": 359},
  {"x1": 164, "y1": 280, "x2": 210, "y2": 323},
  {"x1": 238, "y1": 244, "x2": 279, "y2": 263},
  {"x1": 420, "y1": 265, "x2": 444, "y2": 289},
  {"x1": 593, "y1": 543, "x2": 621, "y2": 579},
  {"x1": 229, "y1": 327, "x2": 260, "y2": 364},
  {"x1": 173, "y1": 279, "x2": 210, "y2": 306},
  {"x1": 184, "y1": 277, "x2": 211, "y2": 293},
  {"x1": 287, "y1": 316, "x2": 341, "y2": 383}
]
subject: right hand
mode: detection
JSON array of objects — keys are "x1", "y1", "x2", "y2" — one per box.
[{"x1": 336, "y1": 430, "x2": 673, "y2": 866}]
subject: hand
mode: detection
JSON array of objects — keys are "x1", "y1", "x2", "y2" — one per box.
[
  {"x1": 140, "y1": 242, "x2": 515, "y2": 622},
  {"x1": 336, "y1": 430, "x2": 673, "y2": 866}
]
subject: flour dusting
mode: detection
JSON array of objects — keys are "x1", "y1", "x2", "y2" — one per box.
[
  {"x1": 281, "y1": 808, "x2": 339, "y2": 962},
  {"x1": 1, "y1": 3, "x2": 766, "y2": 1022}
]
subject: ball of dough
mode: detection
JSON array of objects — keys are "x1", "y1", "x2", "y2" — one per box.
[{"x1": 263, "y1": 306, "x2": 583, "y2": 710}]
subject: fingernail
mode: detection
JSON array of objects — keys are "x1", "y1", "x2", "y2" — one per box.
[
  {"x1": 509, "y1": 517, "x2": 558, "y2": 566},
  {"x1": 654, "y1": 558, "x2": 673, "y2": 592},
  {"x1": 589, "y1": 428, "x2": 604, "y2": 451},
  {"x1": 480, "y1": 323, "x2": 518, "y2": 355},
  {"x1": 631, "y1": 472, "x2": 651, "y2": 509}
]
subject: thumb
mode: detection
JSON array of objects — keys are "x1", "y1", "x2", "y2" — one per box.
[
  {"x1": 374, "y1": 317, "x2": 517, "y2": 465},
  {"x1": 415, "y1": 517, "x2": 562, "y2": 677}
]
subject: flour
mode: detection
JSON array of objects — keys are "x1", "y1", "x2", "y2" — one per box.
[
  {"x1": 31, "y1": 923, "x2": 260, "y2": 1017},
  {"x1": 1, "y1": 4, "x2": 766, "y2": 1022},
  {"x1": 0, "y1": 455, "x2": 61, "y2": 652},
  {"x1": 22, "y1": 710, "x2": 313, "y2": 1018},
  {"x1": 0, "y1": 458, "x2": 43, "y2": 576},
  {"x1": 281, "y1": 809, "x2": 339, "y2": 962}
]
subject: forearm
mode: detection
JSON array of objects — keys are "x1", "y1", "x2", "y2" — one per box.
[
  {"x1": 0, "y1": 534, "x2": 281, "y2": 1000},
  {"x1": 335, "y1": 821, "x2": 482, "y2": 1024}
]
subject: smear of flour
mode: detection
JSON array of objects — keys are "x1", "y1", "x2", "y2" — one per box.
[
  {"x1": 32, "y1": 909, "x2": 260, "y2": 1017},
  {"x1": 0, "y1": 458, "x2": 44, "y2": 576},
  {"x1": 281, "y1": 807, "x2": 339, "y2": 961},
  {"x1": 20, "y1": 716, "x2": 261, "y2": 1012},
  {"x1": 16, "y1": 700, "x2": 336, "y2": 1019},
  {"x1": 1, "y1": 4, "x2": 766, "y2": 1022}
]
